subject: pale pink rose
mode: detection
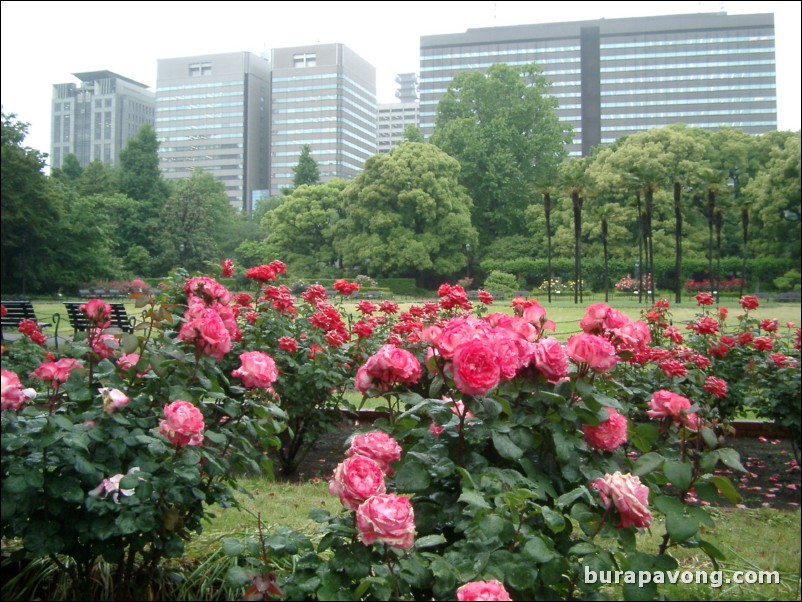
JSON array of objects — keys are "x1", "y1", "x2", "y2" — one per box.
[
  {"x1": 232, "y1": 351, "x2": 279, "y2": 388},
  {"x1": 456, "y1": 579, "x2": 513, "y2": 601},
  {"x1": 356, "y1": 493, "x2": 415, "y2": 549},
  {"x1": 184, "y1": 276, "x2": 232, "y2": 306},
  {"x1": 522, "y1": 301, "x2": 556, "y2": 332},
  {"x1": 117, "y1": 353, "x2": 151, "y2": 377},
  {"x1": 354, "y1": 345, "x2": 422, "y2": 393},
  {"x1": 452, "y1": 339, "x2": 501, "y2": 396},
  {"x1": 159, "y1": 400, "x2": 205, "y2": 446},
  {"x1": 592, "y1": 471, "x2": 653, "y2": 528},
  {"x1": 88, "y1": 467, "x2": 141, "y2": 503},
  {"x1": 328, "y1": 455, "x2": 386, "y2": 510},
  {"x1": 99, "y1": 387, "x2": 130, "y2": 415},
  {"x1": 30, "y1": 358, "x2": 83, "y2": 384},
  {"x1": 485, "y1": 313, "x2": 538, "y2": 342},
  {"x1": 2, "y1": 369, "x2": 37, "y2": 411},
  {"x1": 566, "y1": 333, "x2": 618, "y2": 372},
  {"x1": 612, "y1": 320, "x2": 651, "y2": 351},
  {"x1": 92, "y1": 334, "x2": 118, "y2": 359},
  {"x1": 583, "y1": 407, "x2": 628, "y2": 451},
  {"x1": 579, "y1": 303, "x2": 611, "y2": 334},
  {"x1": 531, "y1": 337, "x2": 569, "y2": 382},
  {"x1": 646, "y1": 390, "x2": 699, "y2": 430},
  {"x1": 347, "y1": 431, "x2": 402, "y2": 474},
  {"x1": 603, "y1": 308, "x2": 630, "y2": 331}
]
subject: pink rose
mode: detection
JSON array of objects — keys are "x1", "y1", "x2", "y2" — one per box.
[
  {"x1": 178, "y1": 303, "x2": 232, "y2": 360},
  {"x1": 703, "y1": 376, "x2": 728, "y2": 399},
  {"x1": 2, "y1": 369, "x2": 37, "y2": 411},
  {"x1": 30, "y1": 358, "x2": 83, "y2": 384},
  {"x1": 579, "y1": 303, "x2": 611, "y2": 334},
  {"x1": 451, "y1": 339, "x2": 501, "y2": 396},
  {"x1": 583, "y1": 407, "x2": 628, "y2": 451},
  {"x1": 232, "y1": 351, "x2": 279, "y2": 388},
  {"x1": 80, "y1": 299, "x2": 112, "y2": 327},
  {"x1": 566, "y1": 333, "x2": 618, "y2": 372},
  {"x1": 354, "y1": 345, "x2": 422, "y2": 394},
  {"x1": 328, "y1": 455, "x2": 386, "y2": 510},
  {"x1": 531, "y1": 337, "x2": 569, "y2": 382},
  {"x1": 456, "y1": 580, "x2": 513, "y2": 601},
  {"x1": 592, "y1": 471, "x2": 652, "y2": 528},
  {"x1": 646, "y1": 390, "x2": 700, "y2": 431},
  {"x1": 159, "y1": 400, "x2": 205, "y2": 446},
  {"x1": 99, "y1": 387, "x2": 130, "y2": 414},
  {"x1": 347, "y1": 431, "x2": 402, "y2": 474},
  {"x1": 356, "y1": 493, "x2": 415, "y2": 549}
]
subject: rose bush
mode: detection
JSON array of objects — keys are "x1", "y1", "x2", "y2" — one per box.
[{"x1": 227, "y1": 294, "x2": 748, "y2": 601}]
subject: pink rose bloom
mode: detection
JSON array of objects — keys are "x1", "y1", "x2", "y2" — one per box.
[
  {"x1": 30, "y1": 358, "x2": 83, "y2": 384},
  {"x1": 456, "y1": 580, "x2": 513, "y2": 601},
  {"x1": 531, "y1": 337, "x2": 569, "y2": 382},
  {"x1": 80, "y1": 299, "x2": 112, "y2": 327},
  {"x1": 2, "y1": 369, "x2": 37, "y2": 411},
  {"x1": 436, "y1": 316, "x2": 487, "y2": 359},
  {"x1": 184, "y1": 276, "x2": 232, "y2": 306},
  {"x1": 579, "y1": 303, "x2": 611, "y2": 334},
  {"x1": 695, "y1": 292, "x2": 714, "y2": 306},
  {"x1": 347, "y1": 431, "x2": 402, "y2": 474},
  {"x1": 646, "y1": 390, "x2": 700, "y2": 431},
  {"x1": 522, "y1": 301, "x2": 556, "y2": 332},
  {"x1": 99, "y1": 387, "x2": 130, "y2": 414},
  {"x1": 117, "y1": 352, "x2": 151, "y2": 377},
  {"x1": 221, "y1": 258, "x2": 234, "y2": 278},
  {"x1": 88, "y1": 466, "x2": 141, "y2": 503},
  {"x1": 159, "y1": 400, "x2": 205, "y2": 446},
  {"x1": 566, "y1": 333, "x2": 618, "y2": 372},
  {"x1": 232, "y1": 351, "x2": 279, "y2": 388},
  {"x1": 354, "y1": 345, "x2": 422, "y2": 394},
  {"x1": 583, "y1": 407, "x2": 628, "y2": 451},
  {"x1": 178, "y1": 303, "x2": 232, "y2": 360},
  {"x1": 592, "y1": 471, "x2": 652, "y2": 528},
  {"x1": 328, "y1": 455, "x2": 386, "y2": 510},
  {"x1": 356, "y1": 493, "x2": 416, "y2": 549},
  {"x1": 452, "y1": 339, "x2": 501, "y2": 396}
]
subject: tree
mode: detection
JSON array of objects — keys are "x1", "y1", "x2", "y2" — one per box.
[
  {"x1": 115, "y1": 124, "x2": 170, "y2": 266},
  {"x1": 337, "y1": 142, "x2": 478, "y2": 286},
  {"x1": 155, "y1": 171, "x2": 238, "y2": 273},
  {"x1": 78, "y1": 160, "x2": 118, "y2": 197},
  {"x1": 430, "y1": 63, "x2": 569, "y2": 248},
  {"x1": 292, "y1": 144, "x2": 320, "y2": 189},
  {"x1": 51, "y1": 153, "x2": 83, "y2": 186},
  {"x1": 403, "y1": 125, "x2": 424, "y2": 143},
  {"x1": 1, "y1": 111, "x2": 62, "y2": 293},
  {"x1": 558, "y1": 157, "x2": 592, "y2": 304},
  {"x1": 262, "y1": 180, "x2": 348, "y2": 275}
]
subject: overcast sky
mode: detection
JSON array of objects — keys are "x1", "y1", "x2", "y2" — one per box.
[{"x1": 2, "y1": 0, "x2": 799, "y2": 159}]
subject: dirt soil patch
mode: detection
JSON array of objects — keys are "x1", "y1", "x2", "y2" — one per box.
[{"x1": 287, "y1": 418, "x2": 801, "y2": 511}]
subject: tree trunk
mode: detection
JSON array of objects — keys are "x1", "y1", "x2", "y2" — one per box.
[
  {"x1": 544, "y1": 192, "x2": 552, "y2": 303},
  {"x1": 740, "y1": 207, "x2": 749, "y2": 297},
  {"x1": 674, "y1": 181, "x2": 682, "y2": 304},
  {"x1": 572, "y1": 191, "x2": 583, "y2": 304}
]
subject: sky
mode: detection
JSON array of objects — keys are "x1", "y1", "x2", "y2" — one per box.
[{"x1": 2, "y1": 0, "x2": 799, "y2": 160}]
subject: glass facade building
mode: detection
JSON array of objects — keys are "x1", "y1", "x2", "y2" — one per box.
[
  {"x1": 156, "y1": 52, "x2": 271, "y2": 212},
  {"x1": 51, "y1": 71, "x2": 154, "y2": 169},
  {"x1": 420, "y1": 12, "x2": 776, "y2": 156},
  {"x1": 269, "y1": 44, "x2": 376, "y2": 197}
]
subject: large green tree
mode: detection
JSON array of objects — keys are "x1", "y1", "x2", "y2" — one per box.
[
  {"x1": 155, "y1": 171, "x2": 238, "y2": 273},
  {"x1": 262, "y1": 179, "x2": 348, "y2": 275},
  {"x1": 1, "y1": 112, "x2": 62, "y2": 293},
  {"x1": 337, "y1": 142, "x2": 478, "y2": 285},
  {"x1": 430, "y1": 63, "x2": 569, "y2": 249}
]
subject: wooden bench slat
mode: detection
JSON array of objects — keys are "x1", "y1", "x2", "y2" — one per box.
[{"x1": 1, "y1": 300, "x2": 50, "y2": 340}]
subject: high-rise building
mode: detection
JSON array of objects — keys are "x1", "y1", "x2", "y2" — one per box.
[
  {"x1": 377, "y1": 102, "x2": 420, "y2": 154},
  {"x1": 50, "y1": 70, "x2": 155, "y2": 169},
  {"x1": 269, "y1": 43, "x2": 376, "y2": 196},
  {"x1": 394, "y1": 72, "x2": 419, "y2": 103},
  {"x1": 420, "y1": 12, "x2": 776, "y2": 156},
  {"x1": 155, "y1": 52, "x2": 271, "y2": 212}
]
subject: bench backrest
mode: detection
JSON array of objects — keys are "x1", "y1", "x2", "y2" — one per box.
[
  {"x1": 62, "y1": 301, "x2": 134, "y2": 333},
  {"x1": 1, "y1": 300, "x2": 40, "y2": 329}
]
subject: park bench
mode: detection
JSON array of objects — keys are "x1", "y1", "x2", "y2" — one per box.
[
  {"x1": 0, "y1": 300, "x2": 50, "y2": 341},
  {"x1": 59, "y1": 301, "x2": 136, "y2": 337},
  {"x1": 774, "y1": 291, "x2": 801, "y2": 302}
]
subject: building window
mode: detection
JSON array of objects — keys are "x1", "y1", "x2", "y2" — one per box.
[
  {"x1": 293, "y1": 53, "x2": 317, "y2": 68},
  {"x1": 189, "y1": 62, "x2": 213, "y2": 76}
]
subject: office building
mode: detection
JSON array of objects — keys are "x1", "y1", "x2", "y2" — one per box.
[
  {"x1": 377, "y1": 73, "x2": 420, "y2": 154},
  {"x1": 269, "y1": 43, "x2": 376, "y2": 196},
  {"x1": 156, "y1": 52, "x2": 271, "y2": 212},
  {"x1": 51, "y1": 70, "x2": 155, "y2": 169},
  {"x1": 420, "y1": 12, "x2": 776, "y2": 155}
]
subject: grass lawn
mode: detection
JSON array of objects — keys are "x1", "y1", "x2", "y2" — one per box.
[{"x1": 195, "y1": 477, "x2": 801, "y2": 601}]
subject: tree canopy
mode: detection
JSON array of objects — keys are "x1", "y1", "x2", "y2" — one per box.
[{"x1": 337, "y1": 142, "x2": 478, "y2": 285}]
